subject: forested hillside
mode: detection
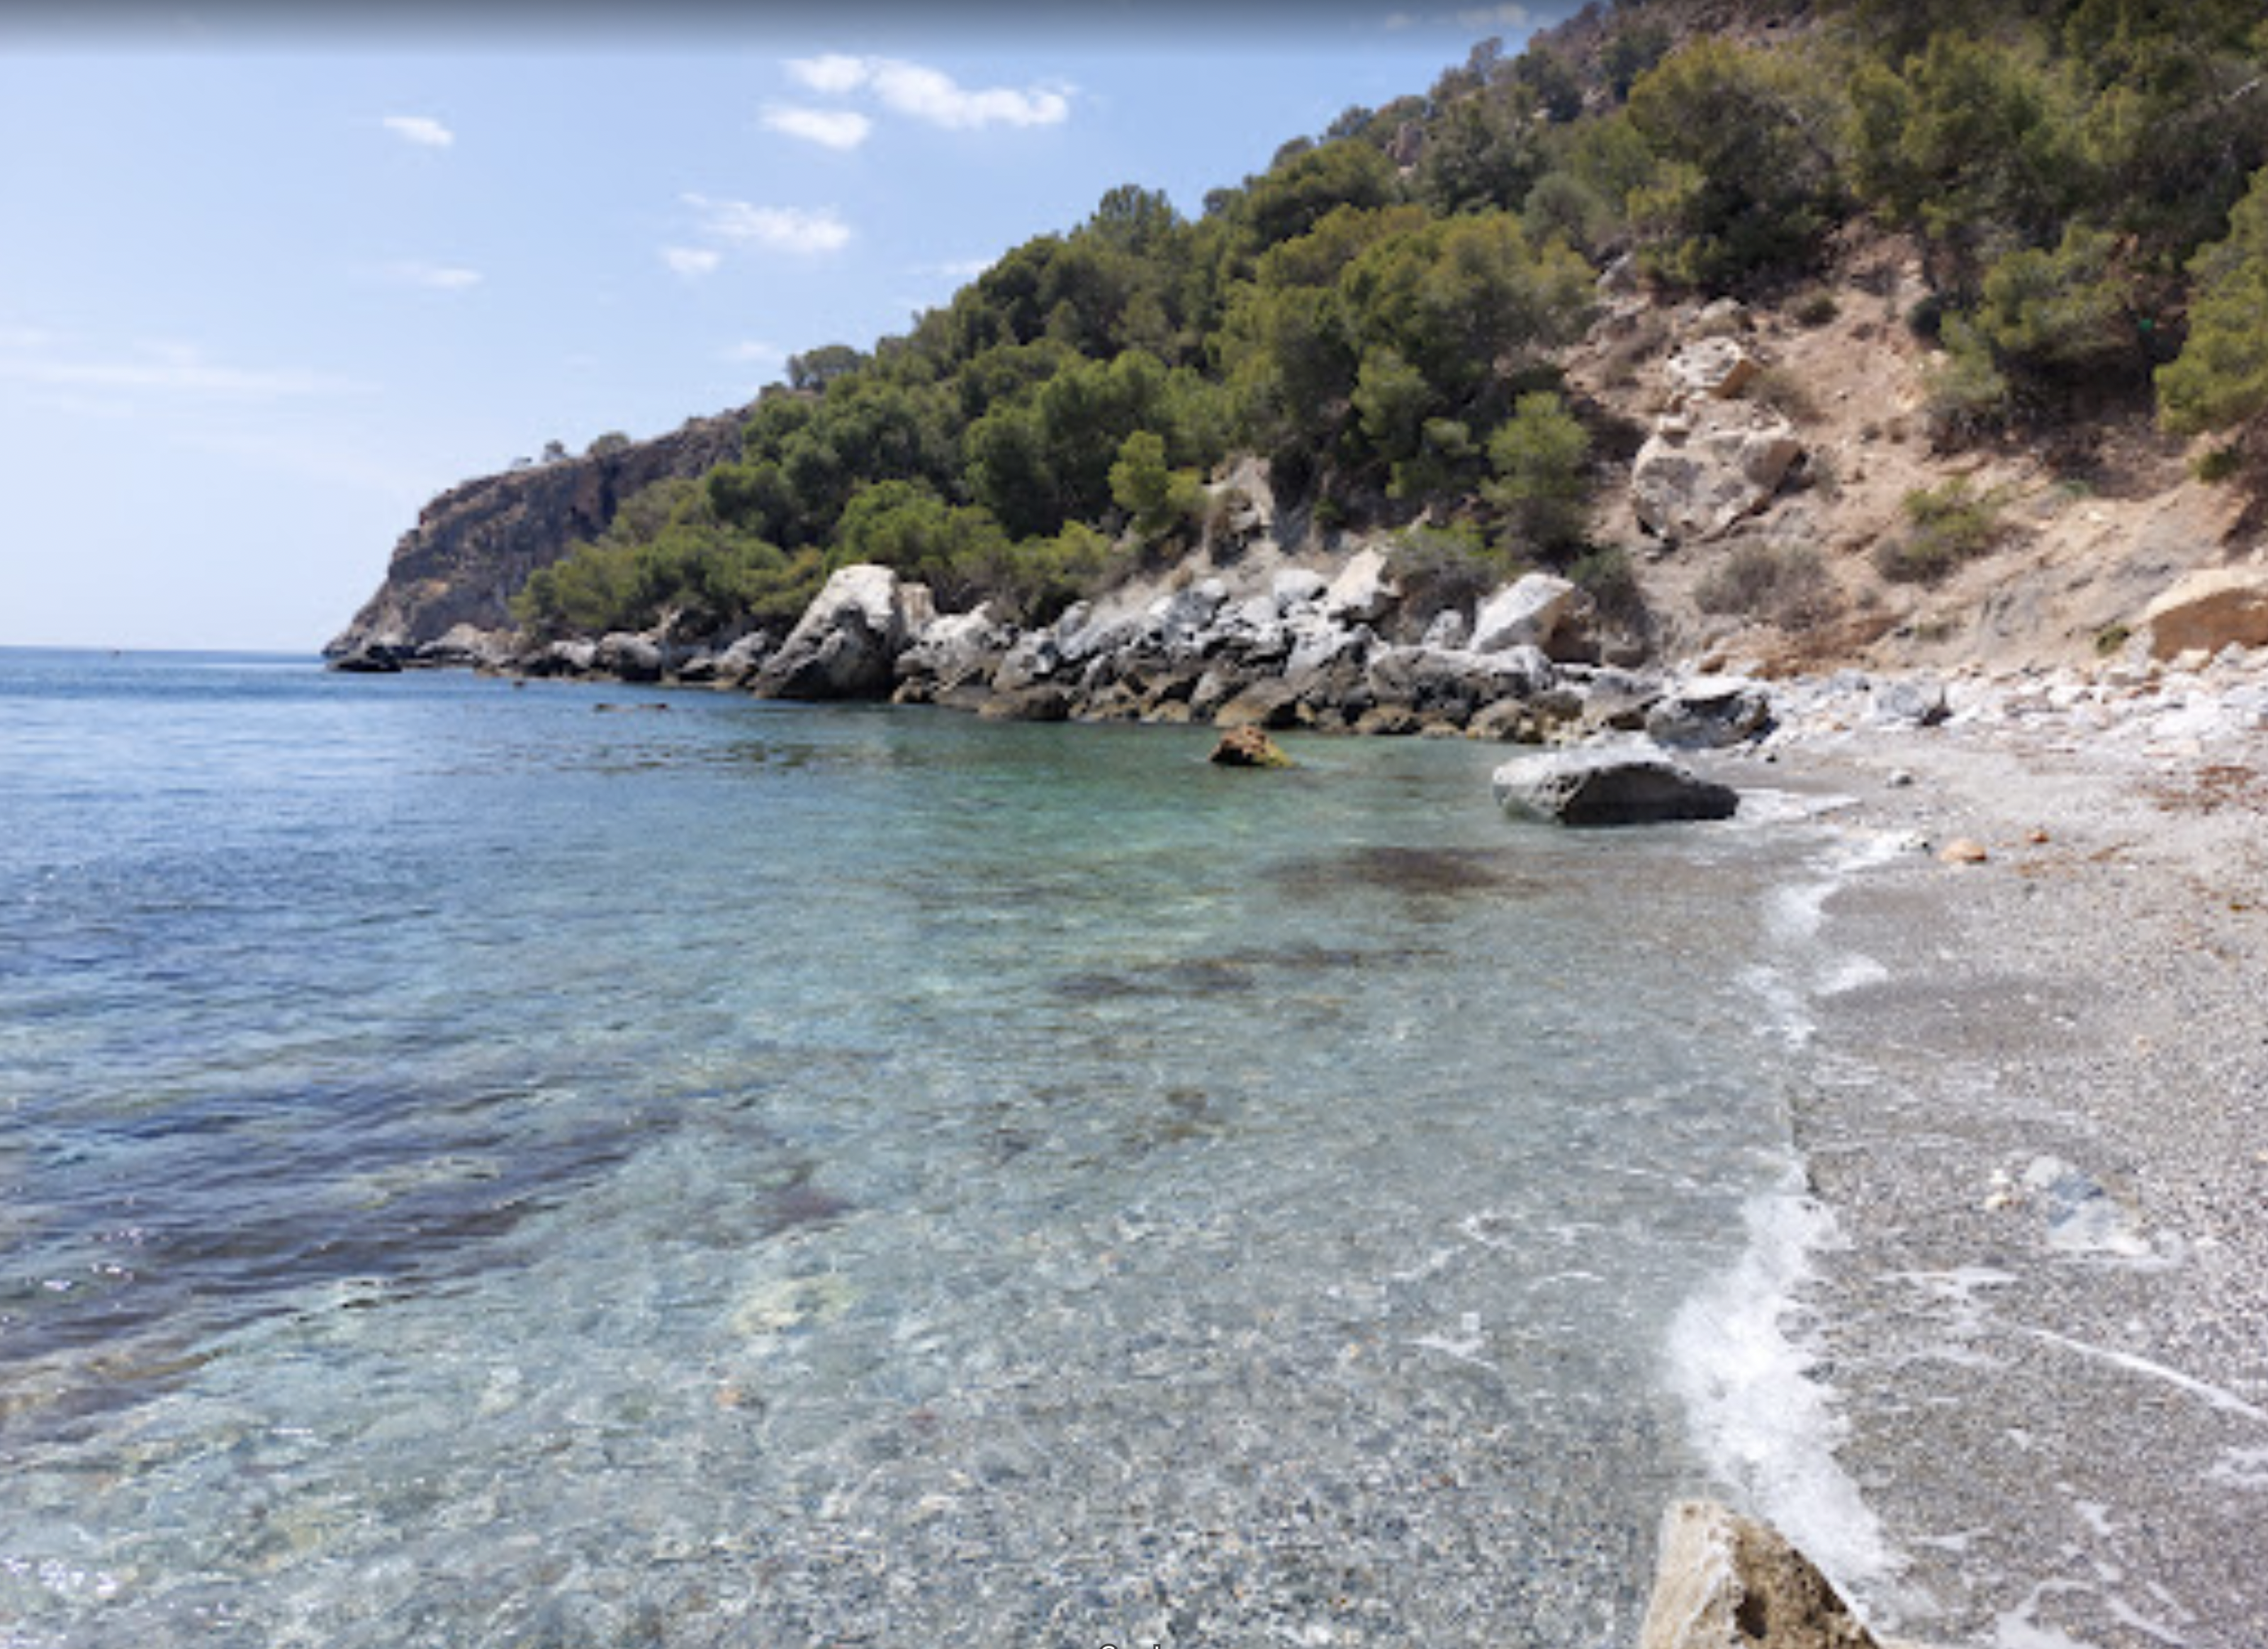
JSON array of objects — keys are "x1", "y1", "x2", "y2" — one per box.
[{"x1": 507, "y1": 0, "x2": 2268, "y2": 652}]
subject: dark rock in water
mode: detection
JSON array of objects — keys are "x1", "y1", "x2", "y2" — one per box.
[
  {"x1": 1210, "y1": 726, "x2": 1292, "y2": 768},
  {"x1": 330, "y1": 644, "x2": 405, "y2": 674},
  {"x1": 1493, "y1": 740, "x2": 1739, "y2": 826},
  {"x1": 1639, "y1": 1500, "x2": 1909, "y2": 1649}
]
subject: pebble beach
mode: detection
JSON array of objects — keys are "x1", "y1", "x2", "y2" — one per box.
[{"x1": 1725, "y1": 656, "x2": 2268, "y2": 1648}]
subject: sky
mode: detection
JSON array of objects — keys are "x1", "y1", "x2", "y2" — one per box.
[{"x1": 0, "y1": 1, "x2": 1567, "y2": 652}]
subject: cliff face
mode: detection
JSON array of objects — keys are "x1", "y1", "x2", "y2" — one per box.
[{"x1": 324, "y1": 406, "x2": 754, "y2": 656}]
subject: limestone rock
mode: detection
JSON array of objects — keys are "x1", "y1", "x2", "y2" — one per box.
[
  {"x1": 1214, "y1": 679, "x2": 1306, "y2": 730},
  {"x1": 420, "y1": 623, "x2": 514, "y2": 670},
  {"x1": 1868, "y1": 676, "x2": 1950, "y2": 729},
  {"x1": 1272, "y1": 567, "x2": 1329, "y2": 613},
  {"x1": 1939, "y1": 838, "x2": 1989, "y2": 865},
  {"x1": 1322, "y1": 547, "x2": 1398, "y2": 625},
  {"x1": 1634, "y1": 403, "x2": 1804, "y2": 542},
  {"x1": 1494, "y1": 741, "x2": 1739, "y2": 827},
  {"x1": 2141, "y1": 566, "x2": 2268, "y2": 661},
  {"x1": 1471, "y1": 573, "x2": 1593, "y2": 661},
  {"x1": 1647, "y1": 676, "x2": 1775, "y2": 749},
  {"x1": 1421, "y1": 608, "x2": 1470, "y2": 650},
  {"x1": 327, "y1": 403, "x2": 753, "y2": 656},
  {"x1": 1639, "y1": 1500, "x2": 1882, "y2": 1649},
  {"x1": 895, "y1": 604, "x2": 1013, "y2": 693},
  {"x1": 977, "y1": 683, "x2": 1074, "y2": 722},
  {"x1": 595, "y1": 632, "x2": 665, "y2": 682},
  {"x1": 1664, "y1": 337, "x2": 1760, "y2": 406},
  {"x1": 753, "y1": 564, "x2": 934, "y2": 700}
]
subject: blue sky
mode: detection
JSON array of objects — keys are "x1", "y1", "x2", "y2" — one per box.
[{"x1": 0, "y1": 3, "x2": 1564, "y2": 651}]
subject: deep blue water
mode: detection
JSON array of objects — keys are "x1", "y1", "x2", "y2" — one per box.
[{"x1": 0, "y1": 649, "x2": 1858, "y2": 1646}]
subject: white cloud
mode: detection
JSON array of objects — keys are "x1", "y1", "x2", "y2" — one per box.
[
  {"x1": 0, "y1": 337, "x2": 366, "y2": 399},
  {"x1": 386, "y1": 260, "x2": 482, "y2": 291},
  {"x1": 661, "y1": 245, "x2": 723, "y2": 278},
  {"x1": 868, "y1": 59, "x2": 1070, "y2": 130},
  {"x1": 781, "y1": 53, "x2": 1071, "y2": 133},
  {"x1": 381, "y1": 113, "x2": 454, "y2": 149},
  {"x1": 682, "y1": 194, "x2": 851, "y2": 255},
  {"x1": 1453, "y1": 4, "x2": 1530, "y2": 27},
  {"x1": 724, "y1": 340, "x2": 784, "y2": 364},
  {"x1": 760, "y1": 104, "x2": 873, "y2": 150},
  {"x1": 787, "y1": 52, "x2": 870, "y2": 95}
]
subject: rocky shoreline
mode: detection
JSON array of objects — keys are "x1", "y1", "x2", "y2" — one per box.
[{"x1": 333, "y1": 557, "x2": 2268, "y2": 1646}]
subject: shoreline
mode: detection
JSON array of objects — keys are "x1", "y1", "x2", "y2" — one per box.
[{"x1": 1724, "y1": 705, "x2": 2268, "y2": 1648}]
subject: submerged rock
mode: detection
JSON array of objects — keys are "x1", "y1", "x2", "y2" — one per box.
[{"x1": 1493, "y1": 740, "x2": 1739, "y2": 827}]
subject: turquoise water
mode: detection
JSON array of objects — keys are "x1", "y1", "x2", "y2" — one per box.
[{"x1": 1, "y1": 649, "x2": 1832, "y2": 1647}]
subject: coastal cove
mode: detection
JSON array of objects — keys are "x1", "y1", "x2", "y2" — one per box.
[{"x1": 6, "y1": 648, "x2": 1903, "y2": 1648}]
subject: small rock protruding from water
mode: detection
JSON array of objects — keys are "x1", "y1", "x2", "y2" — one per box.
[
  {"x1": 1210, "y1": 726, "x2": 1293, "y2": 768},
  {"x1": 1640, "y1": 1499, "x2": 1896, "y2": 1649}
]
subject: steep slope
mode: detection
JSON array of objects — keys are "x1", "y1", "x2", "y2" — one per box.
[{"x1": 324, "y1": 406, "x2": 753, "y2": 656}]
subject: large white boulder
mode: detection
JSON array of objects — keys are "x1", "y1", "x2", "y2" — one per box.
[
  {"x1": 1322, "y1": 547, "x2": 1398, "y2": 624},
  {"x1": 1633, "y1": 402, "x2": 1804, "y2": 542},
  {"x1": 753, "y1": 564, "x2": 935, "y2": 700},
  {"x1": 1471, "y1": 573, "x2": 1593, "y2": 659},
  {"x1": 1663, "y1": 337, "x2": 1761, "y2": 406}
]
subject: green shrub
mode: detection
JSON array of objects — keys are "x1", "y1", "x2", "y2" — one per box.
[
  {"x1": 1873, "y1": 477, "x2": 2007, "y2": 583},
  {"x1": 1483, "y1": 391, "x2": 1592, "y2": 557},
  {"x1": 1566, "y1": 545, "x2": 1647, "y2": 629},
  {"x1": 1692, "y1": 541, "x2": 1835, "y2": 628},
  {"x1": 1386, "y1": 522, "x2": 1501, "y2": 625}
]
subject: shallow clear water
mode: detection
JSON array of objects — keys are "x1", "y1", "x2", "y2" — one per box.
[{"x1": 1, "y1": 649, "x2": 1831, "y2": 1647}]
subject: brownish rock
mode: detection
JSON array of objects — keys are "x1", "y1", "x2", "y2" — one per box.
[
  {"x1": 2141, "y1": 567, "x2": 2268, "y2": 661},
  {"x1": 1939, "y1": 838, "x2": 1990, "y2": 865},
  {"x1": 1209, "y1": 726, "x2": 1292, "y2": 768},
  {"x1": 1639, "y1": 1501, "x2": 1881, "y2": 1649}
]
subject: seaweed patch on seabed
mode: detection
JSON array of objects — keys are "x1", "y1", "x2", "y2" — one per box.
[
  {"x1": 1049, "y1": 941, "x2": 1446, "y2": 1004},
  {"x1": 1269, "y1": 844, "x2": 1550, "y2": 903}
]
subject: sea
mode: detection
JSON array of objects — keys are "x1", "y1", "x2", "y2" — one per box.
[{"x1": 0, "y1": 648, "x2": 1894, "y2": 1648}]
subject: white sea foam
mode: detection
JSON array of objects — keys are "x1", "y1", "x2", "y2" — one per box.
[{"x1": 1666, "y1": 1166, "x2": 1902, "y2": 1602}]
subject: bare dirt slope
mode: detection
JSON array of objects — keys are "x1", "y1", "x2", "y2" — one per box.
[{"x1": 1564, "y1": 231, "x2": 2256, "y2": 679}]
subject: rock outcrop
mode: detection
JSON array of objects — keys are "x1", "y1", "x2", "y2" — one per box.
[
  {"x1": 324, "y1": 405, "x2": 756, "y2": 657},
  {"x1": 2140, "y1": 566, "x2": 2268, "y2": 661},
  {"x1": 1633, "y1": 401, "x2": 1805, "y2": 542},
  {"x1": 753, "y1": 565, "x2": 936, "y2": 701}
]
